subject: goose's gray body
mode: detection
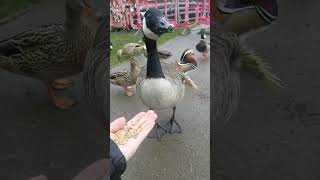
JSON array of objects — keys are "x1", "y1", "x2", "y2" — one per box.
[{"x1": 136, "y1": 62, "x2": 185, "y2": 110}]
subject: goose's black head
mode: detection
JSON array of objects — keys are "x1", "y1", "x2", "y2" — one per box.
[{"x1": 142, "y1": 8, "x2": 175, "y2": 40}]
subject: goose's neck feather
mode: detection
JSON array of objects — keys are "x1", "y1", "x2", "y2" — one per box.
[{"x1": 144, "y1": 37, "x2": 165, "y2": 79}]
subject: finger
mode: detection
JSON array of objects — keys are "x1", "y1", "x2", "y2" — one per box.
[
  {"x1": 110, "y1": 133, "x2": 116, "y2": 140},
  {"x1": 134, "y1": 110, "x2": 156, "y2": 129},
  {"x1": 110, "y1": 117, "x2": 126, "y2": 132},
  {"x1": 133, "y1": 111, "x2": 157, "y2": 145},
  {"x1": 126, "y1": 112, "x2": 146, "y2": 127}
]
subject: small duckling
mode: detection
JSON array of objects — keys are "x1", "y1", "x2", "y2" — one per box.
[{"x1": 196, "y1": 33, "x2": 210, "y2": 60}]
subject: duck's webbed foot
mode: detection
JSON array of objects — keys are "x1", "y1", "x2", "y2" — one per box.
[
  {"x1": 147, "y1": 123, "x2": 167, "y2": 140},
  {"x1": 200, "y1": 52, "x2": 208, "y2": 60},
  {"x1": 52, "y1": 78, "x2": 74, "y2": 90},
  {"x1": 47, "y1": 83, "x2": 76, "y2": 110},
  {"x1": 164, "y1": 107, "x2": 182, "y2": 134},
  {"x1": 123, "y1": 86, "x2": 134, "y2": 96}
]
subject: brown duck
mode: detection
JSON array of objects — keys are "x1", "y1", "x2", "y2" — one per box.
[
  {"x1": 0, "y1": 0, "x2": 103, "y2": 109},
  {"x1": 110, "y1": 59, "x2": 142, "y2": 96}
]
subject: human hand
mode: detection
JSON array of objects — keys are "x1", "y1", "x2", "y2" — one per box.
[{"x1": 110, "y1": 110, "x2": 157, "y2": 161}]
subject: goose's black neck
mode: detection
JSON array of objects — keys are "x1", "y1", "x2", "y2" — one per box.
[{"x1": 144, "y1": 37, "x2": 165, "y2": 79}]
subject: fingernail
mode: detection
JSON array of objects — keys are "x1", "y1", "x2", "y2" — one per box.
[
  {"x1": 152, "y1": 113, "x2": 158, "y2": 120},
  {"x1": 147, "y1": 110, "x2": 155, "y2": 114},
  {"x1": 147, "y1": 111, "x2": 157, "y2": 120}
]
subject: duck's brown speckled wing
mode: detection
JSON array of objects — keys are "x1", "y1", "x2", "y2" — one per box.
[
  {"x1": 0, "y1": 24, "x2": 92, "y2": 80},
  {"x1": 0, "y1": 24, "x2": 65, "y2": 78}
]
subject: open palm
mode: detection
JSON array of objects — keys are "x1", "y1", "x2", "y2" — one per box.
[{"x1": 110, "y1": 110, "x2": 157, "y2": 161}]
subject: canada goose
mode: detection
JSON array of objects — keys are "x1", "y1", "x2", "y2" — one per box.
[
  {"x1": 111, "y1": 47, "x2": 196, "y2": 97},
  {"x1": 0, "y1": 0, "x2": 103, "y2": 109},
  {"x1": 196, "y1": 33, "x2": 210, "y2": 60},
  {"x1": 136, "y1": 8, "x2": 190, "y2": 139}
]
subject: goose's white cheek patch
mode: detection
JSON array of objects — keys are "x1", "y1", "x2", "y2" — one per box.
[{"x1": 142, "y1": 18, "x2": 159, "y2": 40}]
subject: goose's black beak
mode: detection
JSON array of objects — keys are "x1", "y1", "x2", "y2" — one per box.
[
  {"x1": 167, "y1": 24, "x2": 175, "y2": 32},
  {"x1": 158, "y1": 18, "x2": 175, "y2": 34}
]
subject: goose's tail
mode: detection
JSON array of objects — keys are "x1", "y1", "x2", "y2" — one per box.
[{"x1": 234, "y1": 46, "x2": 283, "y2": 88}]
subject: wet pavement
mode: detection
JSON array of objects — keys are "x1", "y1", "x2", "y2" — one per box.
[
  {"x1": 0, "y1": 0, "x2": 107, "y2": 179},
  {"x1": 110, "y1": 26, "x2": 210, "y2": 180},
  {"x1": 214, "y1": 0, "x2": 320, "y2": 179}
]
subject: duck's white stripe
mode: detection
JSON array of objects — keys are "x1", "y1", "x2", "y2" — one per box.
[
  {"x1": 180, "y1": 49, "x2": 194, "y2": 61},
  {"x1": 142, "y1": 18, "x2": 159, "y2": 40}
]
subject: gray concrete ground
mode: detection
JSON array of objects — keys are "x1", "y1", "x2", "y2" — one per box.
[
  {"x1": 214, "y1": 1, "x2": 320, "y2": 180},
  {"x1": 110, "y1": 25, "x2": 210, "y2": 180},
  {"x1": 0, "y1": 0, "x2": 107, "y2": 179}
]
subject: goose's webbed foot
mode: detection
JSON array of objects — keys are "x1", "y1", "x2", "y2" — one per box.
[
  {"x1": 164, "y1": 117, "x2": 182, "y2": 134},
  {"x1": 164, "y1": 107, "x2": 182, "y2": 134},
  {"x1": 147, "y1": 123, "x2": 167, "y2": 140}
]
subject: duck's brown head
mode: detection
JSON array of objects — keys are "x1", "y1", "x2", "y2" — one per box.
[{"x1": 65, "y1": 0, "x2": 103, "y2": 36}]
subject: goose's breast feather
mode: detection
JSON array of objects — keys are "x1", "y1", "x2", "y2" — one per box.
[{"x1": 136, "y1": 62, "x2": 186, "y2": 110}]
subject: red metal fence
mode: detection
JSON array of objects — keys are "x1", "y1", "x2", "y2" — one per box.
[{"x1": 110, "y1": 0, "x2": 210, "y2": 30}]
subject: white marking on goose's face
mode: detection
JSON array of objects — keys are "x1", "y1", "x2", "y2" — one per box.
[
  {"x1": 142, "y1": 18, "x2": 159, "y2": 40},
  {"x1": 138, "y1": 78, "x2": 183, "y2": 109}
]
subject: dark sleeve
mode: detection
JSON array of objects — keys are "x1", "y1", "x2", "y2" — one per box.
[{"x1": 110, "y1": 139, "x2": 127, "y2": 180}]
